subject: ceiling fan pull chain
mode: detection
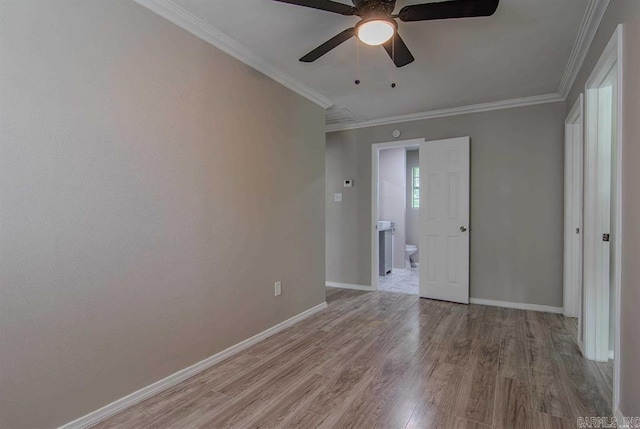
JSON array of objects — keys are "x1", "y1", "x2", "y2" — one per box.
[
  {"x1": 355, "y1": 37, "x2": 361, "y2": 85},
  {"x1": 391, "y1": 34, "x2": 397, "y2": 88}
]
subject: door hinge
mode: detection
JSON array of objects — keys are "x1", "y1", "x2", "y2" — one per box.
[{"x1": 602, "y1": 233, "x2": 610, "y2": 242}]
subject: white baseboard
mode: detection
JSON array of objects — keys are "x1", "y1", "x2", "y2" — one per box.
[
  {"x1": 326, "y1": 282, "x2": 374, "y2": 291},
  {"x1": 614, "y1": 408, "x2": 627, "y2": 428},
  {"x1": 469, "y1": 298, "x2": 564, "y2": 314},
  {"x1": 59, "y1": 302, "x2": 328, "y2": 429}
]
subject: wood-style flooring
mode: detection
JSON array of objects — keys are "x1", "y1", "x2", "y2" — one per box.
[{"x1": 96, "y1": 288, "x2": 613, "y2": 428}]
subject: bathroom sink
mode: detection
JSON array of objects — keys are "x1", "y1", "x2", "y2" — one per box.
[{"x1": 378, "y1": 221, "x2": 392, "y2": 231}]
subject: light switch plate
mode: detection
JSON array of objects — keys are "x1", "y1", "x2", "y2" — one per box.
[
  {"x1": 274, "y1": 281, "x2": 281, "y2": 296},
  {"x1": 334, "y1": 193, "x2": 343, "y2": 202}
]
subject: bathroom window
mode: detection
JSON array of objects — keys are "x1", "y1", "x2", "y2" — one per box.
[{"x1": 412, "y1": 167, "x2": 420, "y2": 208}]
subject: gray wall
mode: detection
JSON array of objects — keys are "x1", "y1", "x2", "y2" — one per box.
[
  {"x1": 0, "y1": 1, "x2": 326, "y2": 427},
  {"x1": 566, "y1": 0, "x2": 640, "y2": 418},
  {"x1": 326, "y1": 102, "x2": 566, "y2": 306},
  {"x1": 378, "y1": 148, "x2": 406, "y2": 270},
  {"x1": 405, "y1": 150, "x2": 419, "y2": 263}
]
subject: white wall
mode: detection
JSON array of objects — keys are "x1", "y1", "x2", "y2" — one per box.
[
  {"x1": 0, "y1": 1, "x2": 326, "y2": 427},
  {"x1": 379, "y1": 148, "x2": 406, "y2": 270},
  {"x1": 326, "y1": 102, "x2": 566, "y2": 306}
]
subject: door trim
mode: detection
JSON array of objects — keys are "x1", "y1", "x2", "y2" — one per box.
[
  {"x1": 563, "y1": 94, "x2": 584, "y2": 320},
  {"x1": 371, "y1": 139, "x2": 425, "y2": 291},
  {"x1": 583, "y1": 24, "x2": 623, "y2": 411}
]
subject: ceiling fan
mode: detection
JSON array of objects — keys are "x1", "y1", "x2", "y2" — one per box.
[{"x1": 273, "y1": 0, "x2": 499, "y2": 67}]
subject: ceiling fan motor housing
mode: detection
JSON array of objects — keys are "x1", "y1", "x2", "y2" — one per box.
[{"x1": 353, "y1": 0, "x2": 396, "y2": 18}]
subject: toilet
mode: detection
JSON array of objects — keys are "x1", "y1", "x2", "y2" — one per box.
[{"x1": 405, "y1": 244, "x2": 418, "y2": 269}]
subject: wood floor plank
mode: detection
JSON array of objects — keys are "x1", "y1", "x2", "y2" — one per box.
[
  {"x1": 493, "y1": 376, "x2": 534, "y2": 429},
  {"x1": 200, "y1": 352, "x2": 324, "y2": 428},
  {"x1": 525, "y1": 311, "x2": 574, "y2": 419},
  {"x1": 556, "y1": 353, "x2": 612, "y2": 418},
  {"x1": 94, "y1": 380, "x2": 216, "y2": 428},
  {"x1": 214, "y1": 335, "x2": 324, "y2": 397},
  {"x1": 327, "y1": 373, "x2": 412, "y2": 429},
  {"x1": 498, "y1": 336, "x2": 528, "y2": 381},
  {"x1": 306, "y1": 351, "x2": 376, "y2": 418},
  {"x1": 95, "y1": 289, "x2": 613, "y2": 429},
  {"x1": 407, "y1": 405, "x2": 491, "y2": 429},
  {"x1": 408, "y1": 361, "x2": 462, "y2": 415},
  {"x1": 592, "y1": 360, "x2": 614, "y2": 402},
  {"x1": 276, "y1": 409, "x2": 325, "y2": 429},
  {"x1": 243, "y1": 373, "x2": 328, "y2": 429},
  {"x1": 325, "y1": 326, "x2": 422, "y2": 429},
  {"x1": 501, "y1": 308, "x2": 526, "y2": 341},
  {"x1": 453, "y1": 341, "x2": 500, "y2": 426},
  {"x1": 366, "y1": 387, "x2": 420, "y2": 429},
  {"x1": 138, "y1": 390, "x2": 229, "y2": 428},
  {"x1": 446, "y1": 316, "x2": 475, "y2": 367},
  {"x1": 534, "y1": 412, "x2": 576, "y2": 429}
]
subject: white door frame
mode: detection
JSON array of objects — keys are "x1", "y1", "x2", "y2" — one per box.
[
  {"x1": 583, "y1": 24, "x2": 623, "y2": 410},
  {"x1": 563, "y1": 94, "x2": 584, "y2": 322},
  {"x1": 371, "y1": 138, "x2": 424, "y2": 291}
]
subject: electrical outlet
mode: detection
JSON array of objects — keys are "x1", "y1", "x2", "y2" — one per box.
[
  {"x1": 274, "y1": 281, "x2": 282, "y2": 297},
  {"x1": 334, "y1": 193, "x2": 343, "y2": 202}
]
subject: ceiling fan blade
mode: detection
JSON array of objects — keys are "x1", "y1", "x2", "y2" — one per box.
[
  {"x1": 273, "y1": 0, "x2": 356, "y2": 16},
  {"x1": 383, "y1": 33, "x2": 415, "y2": 67},
  {"x1": 300, "y1": 28, "x2": 356, "y2": 62},
  {"x1": 399, "y1": 0, "x2": 499, "y2": 22}
]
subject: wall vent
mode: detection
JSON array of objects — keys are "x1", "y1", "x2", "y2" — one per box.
[{"x1": 325, "y1": 106, "x2": 366, "y2": 126}]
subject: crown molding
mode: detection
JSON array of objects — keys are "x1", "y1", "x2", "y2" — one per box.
[
  {"x1": 134, "y1": 0, "x2": 605, "y2": 128},
  {"x1": 557, "y1": 0, "x2": 611, "y2": 98},
  {"x1": 325, "y1": 93, "x2": 564, "y2": 132},
  {"x1": 133, "y1": 0, "x2": 334, "y2": 109}
]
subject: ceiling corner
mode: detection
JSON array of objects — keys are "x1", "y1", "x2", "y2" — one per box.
[
  {"x1": 133, "y1": 0, "x2": 335, "y2": 109},
  {"x1": 557, "y1": 0, "x2": 612, "y2": 99}
]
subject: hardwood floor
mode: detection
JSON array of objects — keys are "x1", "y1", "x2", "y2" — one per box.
[{"x1": 95, "y1": 288, "x2": 613, "y2": 428}]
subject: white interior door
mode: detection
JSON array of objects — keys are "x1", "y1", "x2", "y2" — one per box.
[{"x1": 419, "y1": 137, "x2": 470, "y2": 304}]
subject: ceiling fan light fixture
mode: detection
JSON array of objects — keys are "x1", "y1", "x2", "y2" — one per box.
[{"x1": 356, "y1": 19, "x2": 396, "y2": 46}]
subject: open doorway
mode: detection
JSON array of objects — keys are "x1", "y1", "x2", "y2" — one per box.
[
  {"x1": 581, "y1": 24, "x2": 623, "y2": 412},
  {"x1": 372, "y1": 140, "x2": 423, "y2": 295},
  {"x1": 371, "y1": 137, "x2": 470, "y2": 304}
]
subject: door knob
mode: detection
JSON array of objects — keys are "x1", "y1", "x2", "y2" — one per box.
[{"x1": 460, "y1": 226, "x2": 467, "y2": 232}]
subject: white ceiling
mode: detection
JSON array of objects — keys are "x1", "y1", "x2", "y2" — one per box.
[{"x1": 168, "y1": 0, "x2": 588, "y2": 121}]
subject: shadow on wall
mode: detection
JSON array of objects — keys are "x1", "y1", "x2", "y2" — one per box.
[{"x1": 378, "y1": 147, "x2": 406, "y2": 270}]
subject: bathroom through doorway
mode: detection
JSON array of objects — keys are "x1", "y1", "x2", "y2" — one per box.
[
  {"x1": 372, "y1": 140, "x2": 422, "y2": 295},
  {"x1": 372, "y1": 137, "x2": 470, "y2": 303}
]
